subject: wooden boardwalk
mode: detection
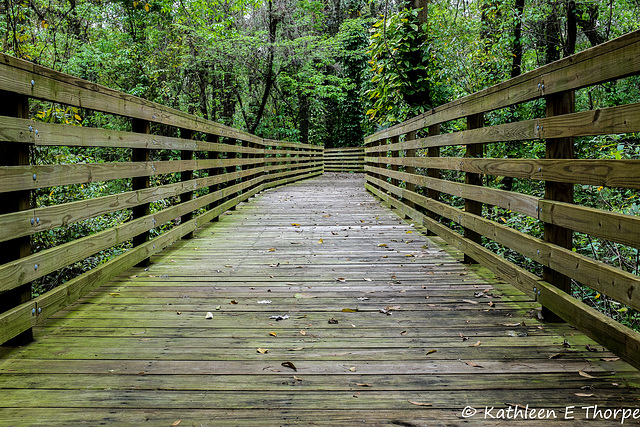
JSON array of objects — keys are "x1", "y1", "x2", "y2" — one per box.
[{"x1": 1, "y1": 173, "x2": 639, "y2": 425}]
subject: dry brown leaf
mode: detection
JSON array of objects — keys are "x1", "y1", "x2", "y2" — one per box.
[
  {"x1": 268, "y1": 248, "x2": 276, "y2": 252},
  {"x1": 293, "y1": 376, "x2": 302, "y2": 381},
  {"x1": 269, "y1": 332, "x2": 277, "y2": 337},
  {"x1": 336, "y1": 277, "x2": 346, "y2": 282},
  {"x1": 548, "y1": 353, "x2": 564, "y2": 359},
  {"x1": 465, "y1": 361, "x2": 483, "y2": 368},
  {"x1": 256, "y1": 348, "x2": 269, "y2": 354},
  {"x1": 574, "y1": 393, "x2": 594, "y2": 397},
  {"x1": 579, "y1": 370, "x2": 596, "y2": 379},
  {"x1": 408, "y1": 400, "x2": 432, "y2": 406},
  {"x1": 349, "y1": 366, "x2": 357, "y2": 372},
  {"x1": 176, "y1": 311, "x2": 181, "y2": 315},
  {"x1": 299, "y1": 330, "x2": 307, "y2": 336},
  {"x1": 469, "y1": 341, "x2": 481, "y2": 347},
  {"x1": 281, "y1": 361, "x2": 297, "y2": 371},
  {"x1": 356, "y1": 383, "x2": 372, "y2": 387},
  {"x1": 230, "y1": 300, "x2": 238, "y2": 304},
  {"x1": 462, "y1": 299, "x2": 479, "y2": 305},
  {"x1": 171, "y1": 421, "x2": 182, "y2": 426},
  {"x1": 287, "y1": 347, "x2": 305, "y2": 351},
  {"x1": 601, "y1": 357, "x2": 620, "y2": 362},
  {"x1": 487, "y1": 301, "x2": 495, "y2": 308},
  {"x1": 425, "y1": 349, "x2": 437, "y2": 355},
  {"x1": 501, "y1": 323, "x2": 522, "y2": 327},
  {"x1": 377, "y1": 243, "x2": 387, "y2": 247},
  {"x1": 400, "y1": 330, "x2": 408, "y2": 335}
]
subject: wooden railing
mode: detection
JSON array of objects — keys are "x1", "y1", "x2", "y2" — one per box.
[
  {"x1": 365, "y1": 30, "x2": 640, "y2": 369},
  {"x1": 0, "y1": 54, "x2": 323, "y2": 345},
  {"x1": 323, "y1": 147, "x2": 365, "y2": 173}
]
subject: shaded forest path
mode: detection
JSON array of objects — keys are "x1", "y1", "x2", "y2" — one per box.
[{"x1": 0, "y1": 173, "x2": 639, "y2": 425}]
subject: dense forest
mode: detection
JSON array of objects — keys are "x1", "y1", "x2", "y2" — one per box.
[
  {"x1": 2, "y1": 0, "x2": 640, "y2": 328},
  {"x1": 3, "y1": 0, "x2": 640, "y2": 146}
]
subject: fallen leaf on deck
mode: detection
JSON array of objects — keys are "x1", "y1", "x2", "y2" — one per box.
[
  {"x1": 426, "y1": 349, "x2": 437, "y2": 355},
  {"x1": 574, "y1": 393, "x2": 594, "y2": 397},
  {"x1": 469, "y1": 341, "x2": 481, "y2": 347},
  {"x1": 408, "y1": 401, "x2": 431, "y2": 406},
  {"x1": 342, "y1": 308, "x2": 358, "y2": 312},
  {"x1": 205, "y1": 312, "x2": 214, "y2": 319},
  {"x1": 385, "y1": 305, "x2": 401, "y2": 311},
  {"x1": 585, "y1": 344, "x2": 598, "y2": 352},
  {"x1": 215, "y1": 305, "x2": 221, "y2": 310},
  {"x1": 377, "y1": 243, "x2": 387, "y2": 247},
  {"x1": 230, "y1": 300, "x2": 238, "y2": 304},
  {"x1": 176, "y1": 311, "x2": 181, "y2": 315},
  {"x1": 548, "y1": 353, "x2": 564, "y2": 359},
  {"x1": 299, "y1": 330, "x2": 307, "y2": 335},
  {"x1": 336, "y1": 278, "x2": 346, "y2": 282},
  {"x1": 291, "y1": 223, "x2": 301, "y2": 226},
  {"x1": 281, "y1": 361, "x2": 297, "y2": 371},
  {"x1": 356, "y1": 383, "x2": 372, "y2": 387},
  {"x1": 357, "y1": 297, "x2": 369, "y2": 301},
  {"x1": 317, "y1": 238, "x2": 323, "y2": 244},
  {"x1": 331, "y1": 232, "x2": 338, "y2": 235},
  {"x1": 601, "y1": 357, "x2": 620, "y2": 362},
  {"x1": 488, "y1": 301, "x2": 495, "y2": 308},
  {"x1": 465, "y1": 361, "x2": 483, "y2": 368},
  {"x1": 349, "y1": 367, "x2": 356, "y2": 372},
  {"x1": 269, "y1": 263, "x2": 280, "y2": 267},
  {"x1": 268, "y1": 248, "x2": 276, "y2": 252},
  {"x1": 171, "y1": 420, "x2": 182, "y2": 426},
  {"x1": 269, "y1": 315, "x2": 289, "y2": 321},
  {"x1": 400, "y1": 330, "x2": 408, "y2": 335},
  {"x1": 364, "y1": 278, "x2": 372, "y2": 282},
  {"x1": 258, "y1": 300, "x2": 272, "y2": 304},
  {"x1": 293, "y1": 376, "x2": 302, "y2": 381},
  {"x1": 501, "y1": 323, "x2": 522, "y2": 327},
  {"x1": 462, "y1": 299, "x2": 478, "y2": 305},
  {"x1": 269, "y1": 332, "x2": 277, "y2": 337},
  {"x1": 109, "y1": 293, "x2": 120, "y2": 296},
  {"x1": 256, "y1": 348, "x2": 269, "y2": 354},
  {"x1": 579, "y1": 370, "x2": 596, "y2": 379},
  {"x1": 287, "y1": 347, "x2": 304, "y2": 351},
  {"x1": 404, "y1": 254, "x2": 414, "y2": 257},
  {"x1": 328, "y1": 318, "x2": 339, "y2": 324}
]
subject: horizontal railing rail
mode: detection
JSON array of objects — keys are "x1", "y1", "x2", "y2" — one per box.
[
  {"x1": 364, "y1": 30, "x2": 640, "y2": 369},
  {"x1": 0, "y1": 54, "x2": 322, "y2": 345},
  {"x1": 323, "y1": 147, "x2": 365, "y2": 173}
]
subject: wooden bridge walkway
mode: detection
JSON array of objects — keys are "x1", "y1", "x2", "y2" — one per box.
[{"x1": 1, "y1": 174, "x2": 638, "y2": 425}]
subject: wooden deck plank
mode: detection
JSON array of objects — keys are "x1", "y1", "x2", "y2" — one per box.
[{"x1": 1, "y1": 173, "x2": 638, "y2": 425}]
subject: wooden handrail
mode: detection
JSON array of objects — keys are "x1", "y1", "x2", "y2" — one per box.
[
  {"x1": 365, "y1": 30, "x2": 640, "y2": 369},
  {"x1": 0, "y1": 54, "x2": 323, "y2": 345},
  {"x1": 323, "y1": 147, "x2": 365, "y2": 173}
]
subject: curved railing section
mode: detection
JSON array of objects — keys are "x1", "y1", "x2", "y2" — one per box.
[
  {"x1": 364, "y1": 30, "x2": 640, "y2": 368},
  {"x1": 0, "y1": 54, "x2": 322, "y2": 345}
]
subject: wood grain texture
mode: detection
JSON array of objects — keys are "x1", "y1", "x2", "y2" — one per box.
[{"x1": 2, "y1": 173, "x2": 638, "y2": 426}]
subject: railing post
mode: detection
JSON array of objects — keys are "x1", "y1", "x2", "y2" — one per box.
[
  {"x1": 405, "y1": 131, "x2": 416, "y2": 211},
  {"x1": 180, "y1": 128, "x2": 195, "y2": 239},
  {"x1": 425, "y1": 124, "x2": 441, "y2": 236},
  {"x1": 132, "y1": 119, "x2": 151, "y2": 267},
  {"x1": 0, "y1": 91, "x2": 33, "y2": 345},
  {"x1": 207, "y1": 135, "x2": 222, "y2": 222},
  {"x1": 543, "y1": 90, "x2": 575, "y2": 320},
  {"x1": 390, "y1": 136, "x2": 399, "y2": 189},
  {"x1": 464, "y1": 114, "x2": 484, "y2": 264}
]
